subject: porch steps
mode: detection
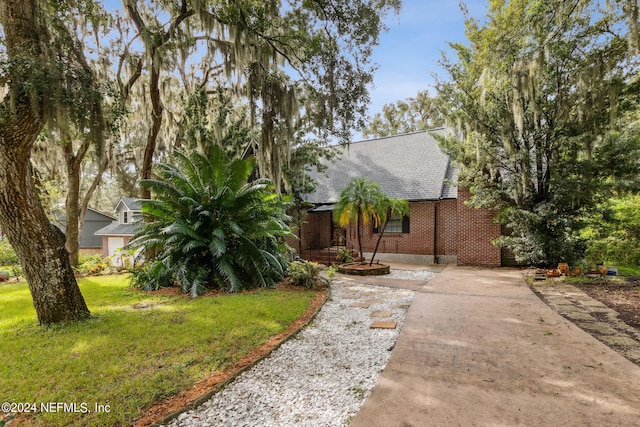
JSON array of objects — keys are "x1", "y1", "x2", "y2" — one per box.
[{"x1": 301, "y1": 247, "x2": 362, "y2": 265}]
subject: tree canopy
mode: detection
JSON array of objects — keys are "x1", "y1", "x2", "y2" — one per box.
[
  {"x1": 114, "y1": 0, "x2": 401, "y2": 197},
  {"x1": 437, "y1": 0, "x2": 640, "y2": 265},
  {"x1": 362, "y1": 90, "x2": 445, "y2": 138}
]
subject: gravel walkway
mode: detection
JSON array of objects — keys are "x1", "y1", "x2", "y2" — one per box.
[{"x1": 166, "y1": 270, "x2": 434, "y2": 427}]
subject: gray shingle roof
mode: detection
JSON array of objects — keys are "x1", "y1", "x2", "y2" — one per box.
[
  {"x1": 306, "y1": 130, "x2": 457, "y2": 204},
  {"x1": 93, "y1": 222, "x2": 139, "y2": 236},
  {"x1": 441, "y1": 161, "x2": 459, "y2": 199},
  {"x1": 116, "y1": 197, "x2": 143, "y2": 212}
]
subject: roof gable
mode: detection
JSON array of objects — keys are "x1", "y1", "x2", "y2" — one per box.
[
  {"x1": 114, "y1": 197, "x2": 143, "y2": 213},
  {"x1": 54, "y1": 207, "x2": 116, "y2": 223},
  {"x1": 307, "y1": 130, "x2": 457, "y2": 203}
]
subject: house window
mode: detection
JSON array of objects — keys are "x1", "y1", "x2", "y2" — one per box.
[
  {"x1": 122, "y1": 211, "x2": 128, "y2": 224},
  {"x1": 373, "y1": 215, "x2": 410, "y2": 234}
]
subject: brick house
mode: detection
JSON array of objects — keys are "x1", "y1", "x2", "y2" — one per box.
[{"x1": 296, "y1": 129, "x2": 502, "y2": 267}]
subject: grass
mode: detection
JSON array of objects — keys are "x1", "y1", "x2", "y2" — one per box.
[
  {"x1": 618, "y1": 265, "x2": 640, "y2": 277},
  {"x1": 0, "y1": 274, "x2": 317, "y2": 426}
]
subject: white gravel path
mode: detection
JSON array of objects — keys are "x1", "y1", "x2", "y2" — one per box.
[{"x1": 166, "y1": 269, "x2": 435, "y2": 427}]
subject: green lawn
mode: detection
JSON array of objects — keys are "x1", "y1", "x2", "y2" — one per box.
[{"x1": 0, "y1": 275, "x2": 317, "y2": 426}]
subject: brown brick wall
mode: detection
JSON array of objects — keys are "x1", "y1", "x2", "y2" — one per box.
[
  {"x1": 456, "y1": 188, "x2": 501, "y2": 267},
  {"x1": 339, "y1": 201, "x2": 457, "y2": 257},
  {"x1": 294, "y1": 211, "x2": 333, "y2": 250},
  {"x1": 436, "y1": 199, "x2": 458, "y2": 258},
  {"x1": 294, "y1": 192, "x2": 502, "y2": 266}
]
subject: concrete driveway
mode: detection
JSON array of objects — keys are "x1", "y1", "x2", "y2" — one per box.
[{"x1": 351, "y1": 265, "x2": 640, "y2": 426}]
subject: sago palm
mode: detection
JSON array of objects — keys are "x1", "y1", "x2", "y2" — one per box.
[{"x1": 129, "y1": 146, "x2": 293, "y2": 296}]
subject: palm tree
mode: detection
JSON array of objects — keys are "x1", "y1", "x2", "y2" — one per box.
[
  {"x1": 333, "y1": 178, "x2": 386, "y2": 263},
  {"x1": 129, "y1": 146, "x2": 293, "y2": 296},
  {"x1": 369, "y1": 198, "x2": 409, "y2": 266}
]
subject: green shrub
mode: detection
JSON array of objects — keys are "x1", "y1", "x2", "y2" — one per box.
[
  {"x1": 336, "y1": 247, "x2": 354, "y2": 263},
  {"x1": 10, "y1": 265, "x2": 23, "y2": 281},
  {"x1": 495, "y1": 203, "x2": 586, "y2": 266},
  {"x1": 129, "y1": 147, "x2": 293, "y2": 296},
  {"x1": 74, "y1": 255, "x2": 109, "y2": 276},
  {"x1": 0, "y1": 238, "x2": 18, "y2": 266},
  {"x1": 288, "y1": 260, "x2": 329, "y2": 289},
  {"x1": 584, "y1": 196, "x2": 640, "y2": 267},
  {"x1": 326, "y1": 265, "x2": 337, "y2": 280}
]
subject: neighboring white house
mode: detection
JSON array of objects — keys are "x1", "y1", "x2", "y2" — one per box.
[{"x1": 94, "y1": 197, "x2": 143, "y2": 258}]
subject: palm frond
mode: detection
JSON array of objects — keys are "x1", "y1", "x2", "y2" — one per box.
[{"x1": 130, "y1": 146, "x2": 292, "y2": 296}]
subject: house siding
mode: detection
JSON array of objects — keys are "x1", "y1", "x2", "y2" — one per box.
[
  {"x1": 304, "y1": 201, "x2": 455, "y2": 261},
  {"x1": 82, "y1": 210, "x2": 115, "y2": 248},
  {"x1": 55, "y1": 208, "x2": 115, "y2": 249},
  {"x1": 456, "y1": 188, "x2": 501, "y2": 267},
  {"x1": 290, "y1": 211, "x2": 333, "y2": 251},
  {"x1": 290, "y1": 128, "x2": 507, "y2": 267},
  {"x1": 353, "y1": 201, "x2": 458, "y2": 258}
]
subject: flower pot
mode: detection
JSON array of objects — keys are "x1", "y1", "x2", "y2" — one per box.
[
  {"x1": 546, "y1": 269, "x2": 561, "y2": 278},
  {"x1": 568, "y1": 267, "x2": 582, "y2": 277},
  {"x1": 557, "y1": 263, "x2": 569, "y2": 275}
]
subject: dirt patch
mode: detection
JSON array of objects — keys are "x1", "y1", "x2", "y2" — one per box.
[{"x1": 570, "y1": 277, "x2": 640, "y2": 329}]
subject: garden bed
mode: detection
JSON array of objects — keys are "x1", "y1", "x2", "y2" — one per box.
[{"x1": 570, "y1": 276, "x2": 640, "y2": 329}]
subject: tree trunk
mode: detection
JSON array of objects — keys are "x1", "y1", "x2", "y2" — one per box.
[
  {"x1": 356, "y1": 213, "x2": 363, "y2": 263},
  {"x1": 123, "y1": 1, "x2": 194, "y2": 200},
  {"x1": 64, "y1": 141, "x2": 82, "y2": 266},
  {"x1": 369, "y1": 218, "x2": 389, "y2": 266},
  {"x1": 0, "y1": 0, "x2": 90, "y2": 325},
  {"x1": 140, "y1": 51, "x2": 163, "y2": 200},
  {"x1": 79, "y1": 155, "x2": 110, "y2": 248},
  {"x1": 0, "y1": 107, "x2": 90, "y2": 325},
  {"x1": 63, "y1": 135, "x2": 103, "y2": 267}
]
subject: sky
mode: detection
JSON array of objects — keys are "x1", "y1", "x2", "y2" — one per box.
[{"x1": 366, "y1": 0, "x2": 489, "y2": 119}]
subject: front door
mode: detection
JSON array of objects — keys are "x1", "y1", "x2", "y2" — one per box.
[{"x1": 332, "y1": 227, "x2": 346, "y2": 246}]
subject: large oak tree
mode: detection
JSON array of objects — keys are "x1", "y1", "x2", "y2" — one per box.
[
  {"x1": 437, "y1": 0, "x2": 640, "y2": 265},
  {"x1": 0, "y1": 0, "x2": 104, "y2": 324}
]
